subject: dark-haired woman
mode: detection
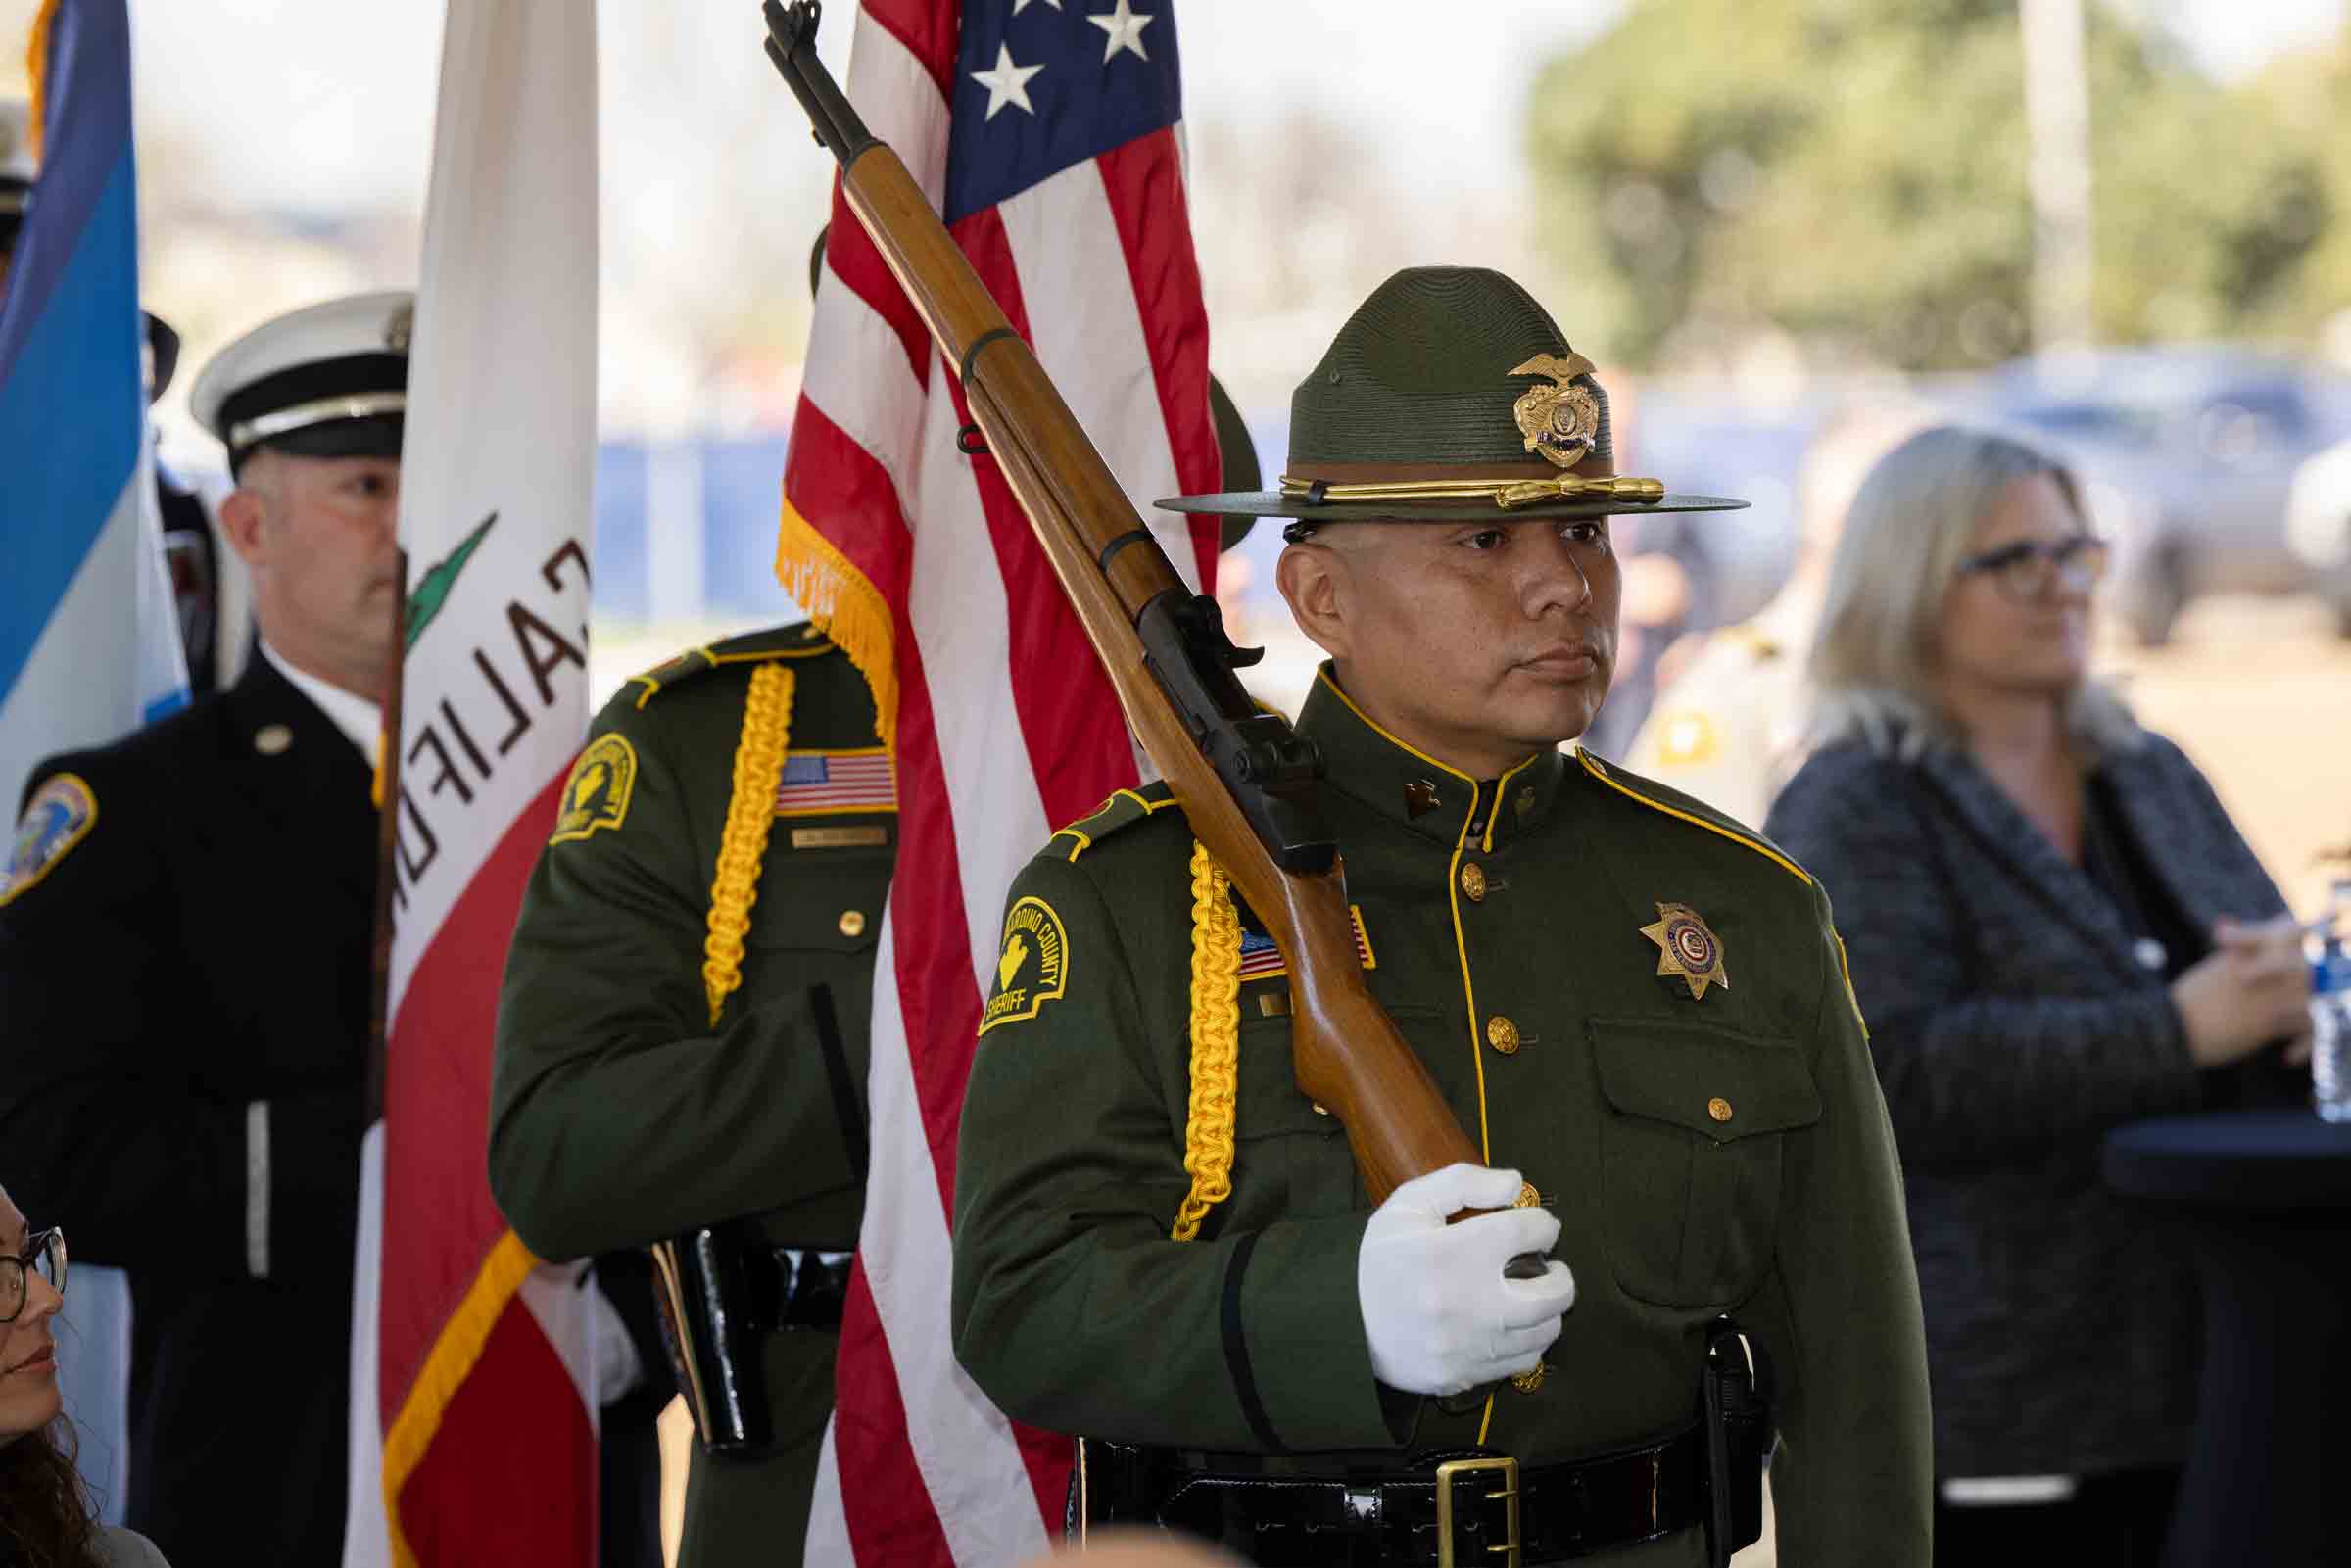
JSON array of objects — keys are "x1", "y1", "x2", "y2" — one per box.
[{"x1": 0, "y1": 1188, "x2": 168, "y2": 1568}]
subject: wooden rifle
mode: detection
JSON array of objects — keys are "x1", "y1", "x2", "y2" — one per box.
[{"x1": 761, "y1": 1, "x2": 1535, "y2": 1248}]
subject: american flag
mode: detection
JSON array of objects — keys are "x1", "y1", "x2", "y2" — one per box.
[
  {"x1": 777, "y1": 0, "x2": 1220, "y2": 1560},
  {"x1": 775, "y1": 749, "x2": 898, "y2": 816},
  {"x1": 1235, "y1": 909, "x2": 1376, "y2": 982}
]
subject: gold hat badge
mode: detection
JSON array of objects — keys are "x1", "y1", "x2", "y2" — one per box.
[
  {"x1": 1642, "y1": 901, "x2": 1729, "y2": 1001},
  {"x1": 1510, "y1": 352, "x2": 1601, "y2": 469}
]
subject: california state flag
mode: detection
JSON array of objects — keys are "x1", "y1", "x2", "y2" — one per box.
[{"x1": 344, "y1": 0, "x2": 600, "y2": 1563}]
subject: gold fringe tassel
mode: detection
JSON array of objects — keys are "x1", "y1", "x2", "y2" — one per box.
[
  {"x1": 1170, "y1": 839, "x2": 1242, "y2": 1241},
  {"x1": 775, "y1": 494, "x2": 899, "y2": 747},
  {"x1": 702, "y1": 664, "x2": 796, "y2": 1027},
  {"x1": 24, "y1": 0, "x2": 60, "y2": 158},
  {"x1": 379, "y1": 1230, "x2": 541, "y2": 1568}
]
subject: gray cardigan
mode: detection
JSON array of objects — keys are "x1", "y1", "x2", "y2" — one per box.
[{"x1": 1764, "y1": 728, "x2": 2288, "y2": 1479}]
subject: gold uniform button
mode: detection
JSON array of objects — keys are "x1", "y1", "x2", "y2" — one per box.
[
  {"x1": 1707, "y1": 1096, "x2": 1734, "y2": 1123},
  {"x1": 1486, "y1": 1015, "x2": 1521, "y2": 1055},
  {"x1": 1512, "y1": 1361, "x2": 1547, "y2": 1394},
  {"x1": 838, "y1": 910, "x2": 868, "y2": 938},
  {"x1": 253, "y1": 724, "x2": 293, "y2": 755},
  {"x1": 1460, "y1": 861, "x2": 1488, "y2": 902}
]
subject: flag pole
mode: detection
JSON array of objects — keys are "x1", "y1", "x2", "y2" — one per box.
[{"x1": 366, "y1": 546, "x2": 408, "y2": 1128}]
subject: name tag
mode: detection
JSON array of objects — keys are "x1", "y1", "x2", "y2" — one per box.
[{"x1": 791, "y1": 826, "x2": 889, "y2": 851}]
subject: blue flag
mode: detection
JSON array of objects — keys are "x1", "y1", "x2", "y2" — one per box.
[
  {"x1": 0, "y1": 0, "x2": 188, "y2": 816},
  {"x1": 0, "y1": 0, "x2": 186, "y2": 1525}
]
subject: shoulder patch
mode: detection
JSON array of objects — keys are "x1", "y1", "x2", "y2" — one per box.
[
  {"x1": 980, "y1": 895, "x2": 1071, "y2": 1034},
  {"x1": 1051, "y1": 784, "x2": 1185, "y2": 861},
  {"x1": 1574, "y1": 750, "x2": 1812, "y2": 887},
  {"x1": 1, "y1": 774, "x2": 99, "y2": 908},
  {"x1": 550, "y1": 734, "x2": 639, "y2": 844},
  {"x1": 626, "y1": 622, "x2": 838, "y2": 709}
]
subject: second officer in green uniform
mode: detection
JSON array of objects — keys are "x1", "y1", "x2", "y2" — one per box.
[
  {"x1": 491, "y1": 623, "x2": 892, "y2": 1567},
  {"x1": 952, "y1": 267, "x2": 1933, "y2": 1565}
]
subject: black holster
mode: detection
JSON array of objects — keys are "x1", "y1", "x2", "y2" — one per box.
[
  {"x1": 646, "y1": 1223, "x2": 855, "y2": 1456},
  {"x1": 648, "y1": 1221, "x2": 775, "y2": 1455},
  {"x1": 1701, "y1": 1315, "x2": 1773, "y2": 1568}
]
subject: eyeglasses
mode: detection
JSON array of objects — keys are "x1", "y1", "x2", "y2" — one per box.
[
  {"x1": 0, "y1": 1229, "x2": 67, "y2": 1325},
  {"x1": 1955, "y1": 534, "x2": 2109, "y2": 602}
]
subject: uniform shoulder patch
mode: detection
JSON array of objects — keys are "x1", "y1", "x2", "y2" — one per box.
[
  {"x1": 626, "y1": 621, "x2": 839, "y2": 709},
  {"x1": 1050, "y1": 783, "x2": 1185, "y2": 862},
  {"x1": 980, "y1": 894, "x2": 1070, "y2": 1034},
  {"x1": 1574, "y1": 750, "x2": 1812, "y2": 887},
  {"x1": 1, "y1": 773, "x2": 98, "y2": 908},
  {"x1": 550, "y1": 734, "x2": 639, "y2": 844}
]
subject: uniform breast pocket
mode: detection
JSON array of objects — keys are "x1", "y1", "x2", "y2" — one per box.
[
  {"x1": 740, "y1": 851, "x2": 889, "y2": 1015},
  {"x1": 1588, "y1": 1017, "x2": 1821, "y2": 1309},
  {"x1": 1228, "y1": 1012, "x2": 1359, "y2": 1223}
]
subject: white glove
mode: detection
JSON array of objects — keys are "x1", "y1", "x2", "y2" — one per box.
[{"x1": 1356, "y1": 1163, "x2": 1576, "y2": 1397}]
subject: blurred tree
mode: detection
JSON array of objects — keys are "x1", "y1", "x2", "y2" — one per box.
[
  {"x1": 1525, "y1": 0, "x2": 2337, "y2": 369},
  {"x1": 2241, "y1": 35, "x2": 2351, "y2": 350}
]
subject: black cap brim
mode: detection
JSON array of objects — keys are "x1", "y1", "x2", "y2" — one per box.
[{"x1": 238, "y1": 413, "x2": 404, "y2": 472}]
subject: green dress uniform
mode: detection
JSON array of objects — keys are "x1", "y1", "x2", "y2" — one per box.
[
  {"x1": 953, "y1": 674, "x2": 1931, "y2": 1562},
  {"x1": 489, "y1": 623, "x2": 893, "y2": 1568},
  {"x1": 951, "y1": 265, "x2": 1932, "y2": 1565}
]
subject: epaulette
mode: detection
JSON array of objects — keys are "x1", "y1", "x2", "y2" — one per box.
[
  {"x1": 1573, "y1": 749, "x2": 1813, "y2": 888},
  {"x1": 626, "y1": 621, "x2": 840, "y2": 709},
  {"x1": 1048, "y1": 782, "x2": 1185, "y2": 862}
]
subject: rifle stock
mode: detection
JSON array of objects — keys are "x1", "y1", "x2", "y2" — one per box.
[{"x1": 762, "y1": 1, "x2": 1493, "y2": 1211}]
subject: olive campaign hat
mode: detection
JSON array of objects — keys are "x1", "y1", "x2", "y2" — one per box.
[{"x1": 1156, "y1": 266, "x2": 1745, "y2": 528}]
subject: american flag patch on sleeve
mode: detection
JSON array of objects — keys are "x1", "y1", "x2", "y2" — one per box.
[
  {"x1": 774, "y1": 749, "x2": 897, "y2": 817},
  {"x1": 1235, "y1": 906, "x2": 1375, "y2": 981}
]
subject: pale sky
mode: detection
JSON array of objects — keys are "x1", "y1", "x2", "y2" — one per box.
[{"x1": 5, "y1": 0, "x2": 2340, "y2": 220}]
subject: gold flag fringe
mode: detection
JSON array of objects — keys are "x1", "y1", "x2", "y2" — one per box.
[
  {"x1": 24, "y1": 0, "x2": 60, "y2": 159},
  {"x1": 775, "y1": 491, "x2": 899, "y2": 748}
]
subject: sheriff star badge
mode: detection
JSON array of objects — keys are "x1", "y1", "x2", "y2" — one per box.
[{"x1": 1642, "y1": 901, "x2": 1728, "y2": 1001}]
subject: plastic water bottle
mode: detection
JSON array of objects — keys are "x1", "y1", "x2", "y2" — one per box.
[{"x1": 2313, "y1": 879, "x2": 2351, "y2": 1124}]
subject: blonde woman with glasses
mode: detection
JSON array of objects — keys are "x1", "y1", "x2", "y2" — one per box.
[{"x1": 1763, "y1": 425, "x2": 2312, "y2": 1564}]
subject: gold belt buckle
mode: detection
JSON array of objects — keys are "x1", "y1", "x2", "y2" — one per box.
[{"x1": 1434, "y1": 1454, "x2": 1521, "y2": 1568}]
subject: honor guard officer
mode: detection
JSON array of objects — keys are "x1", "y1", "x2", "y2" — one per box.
[
  {"x1": 952, "y1": 268, "x2": 1933, "y2": 1565},
  {"x1": 489, "y1": 624, "x2": 895, "y2": 1568},
  {"x1": 0, "y1": 293, "x2": 411, "y2": 1566}
]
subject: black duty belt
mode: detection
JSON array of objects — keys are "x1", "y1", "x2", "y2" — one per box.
[
  {"x1": 1076, "y1": 1420, "x2": 1708, "y2": 1567},
  {"x1": 1075, "y1": 1317, "x2": 1773, "y2": 1567}
]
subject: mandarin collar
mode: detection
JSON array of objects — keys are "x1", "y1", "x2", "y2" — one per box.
[{"x1": 1295, "y1": 665, "x2": 1568, "y2": 854}]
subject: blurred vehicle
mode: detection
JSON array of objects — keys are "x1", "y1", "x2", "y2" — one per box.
[
  {"x1": 2286, "y1": 435, "x2": 2351, "y2": 637},
  {"x1": 1938, "y1": 347, "x2": 2351, "y2": 645}
]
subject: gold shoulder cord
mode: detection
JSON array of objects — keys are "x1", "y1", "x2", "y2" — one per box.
[
  {"x1": 701, "y1": 665, "x2": 797, "y2": 1028},
  {"x1": 1171, "y1": 839, "x2": 1243, "y2": 1241}
]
